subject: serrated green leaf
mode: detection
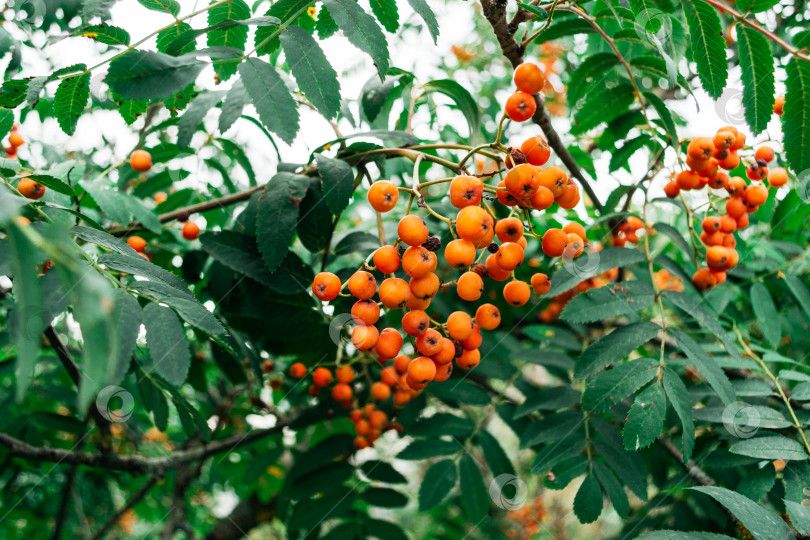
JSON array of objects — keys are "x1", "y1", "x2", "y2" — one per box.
[
  {"x1": 583, "y1": 357, "x2": 658, "y2": 412},
  {"x1": 323, "y1": 0, "x2": 389, "y2": 80},
  {"x1": 534, "y1": 18, "x2": 595, "y2": 44},
  {"x1": 360, "y1": 460, "x2": 407, "y2": 483},
  {"x1": 591, "y1": 420, "x2": 648, "y2": 499},
  {"x1": 737, "y1": 465, "x2": 776, "y2": 501},
  {"x1": 751, "y1": 282, "x2": 780, "y2": 349},
  {"x1": 138, "y1": 0, "x2": 180, "y2": 16},
  {"x1": 561, "y1": 280, "x2": 655, "y2": 323},
  {"x1": 54, "y1": 73, "x2": 90, "y2": 135},
  {"x1": 572, "y1": 84, "x2": 635, "y2": 134},
  {"x1": 730, "y1": 435, "x2": 807, "y2": 461},
  {"x1": 643, "y1": 91, "x2": 679, "y2": 144},
  {"x1": 25, "y1": 174, "x2": 75, "y2": 197},
  {"x1": 514, "y1": 386, "x2": 581, "y2": 418},
  {"x1": 683, "y1": 0, "x2": 728, "y2": 99},
  {"x1": 691, "y1": 486, "x2": 795, "y2": 540},
  {"x1": 422, "y1": 79, "x2": 481, "y2": 136},
  {"x1": 254, "y1": 0, "x2": 310, "y2": 55},
  {"x1": 783, "y1": 58, "x2": 810, "y2": 180},
  {"x1": 207, "y1": 0, "x2": 250, "y2": 81},
  {"x1": 737, "y1": 27, "x2": 774, "y2": 135},
  {"x1": 160, "y1": 295, "x2": 226, "y2": 337},
  {"x1": 477, "y1": 429, "x2": 515, "y2": 477},
  {"x1": 296, "y1": 182, "x2": 332, "y2": 252},
  {"x1": 593, "y1": 462, "x2": 629, "y2": 518},
  {"x1": 418, "y1": 459, "x2": 457, "y2": 510},
  {"x1": 316, "y1": 5, "x2": 338, "y2": 39},
  {"x1": 410, "y1": 413, "x2": 474, "y2": 437},
  {"x1": 628, "y1": 0, "x2": 661, "y2": 32},
  {"x1": 110, "y1": 289, "x2": 141, "y2": 384},
  {"x1": 78, "y1": 24, "x2": 130, "y2": 45},
  {"x1": 785, "y1": 500, "x2": 810, "y2": 536},
  {"x1": 98, "y1": 253, "x2": 191, "y2": 294},
  {"x1": 177, "y1": 90, "x2": 225, "y2": 148},
  {"x1": 0, "y1": 79, "x2": 29, "y2": 108},
  {"x1": 238, "y1": 58, "x2": 300, "y2": 143},
  {"x1": 280, "y1": 26, "x2": 341, "y2": 119},
  {"x1": 361, "y1": 74, "x2": 402, "y2": 122},
  {"x1": 670, "y1": 328, "x2": 735, "y2": 405},
  {"x1": 576, "y1": 321, "x2": 660, "y2": 380},
  {"x1": 663, "y1": 290, "x2": 741, "y2": 357},
  {"x1": 568, "y1": 54, "x2": 618, "y2": 106},
  {"x1": 736, "y1": 0, "x2": 781, "y2": 12},
  {"x1": 72, "y1": 225, "x2": 138, "y2": 256},
  {"x1": 316, "y1": 153, "x2": 354, "y2": 214},
  {"x1": 362, "y1": 487, "x2": 408, "y2": 508},
  {"x1": 142, "y1": 302, "x2": 190, "y2": 386},
  {"x1": 573, "y1": 474, "x2": 603, "y2": 524},
  {"x1": 369, "y1": 0, "x2": 398, "y2": 32},
  {"x1": 663, "y1": 367, "x2": 695, "y2": 462},
  {"x1": 520, "y1": 410, "x2": 582, "y2": 449},
  {"x1": 106, "y1": 51, "x2": 204, "y2": 101},
  {"x1": 255, "y1": 173, "x2": 309, "y2": 272},
  {"x1": 405, "y1": 0, "x2": 439, "y2": 44},
  {"x1": 609, "y1": 135, "x2": 652, "y2": 173},
  {"x1": 623, "y1": 381, "x2": 666, "y2": 450},
  {"x1": 398, "y1": 438, "x2": 458, "y2": 460},
  {"x1": 458, "y1": 454, "x2": 488, "y2": 522},
  {"x1": 218, "y1": 79, "x2": 248, "y2": 133}
]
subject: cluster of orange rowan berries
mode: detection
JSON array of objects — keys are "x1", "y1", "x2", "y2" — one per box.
[
  {"x1": 4, "y1": 125, "x2": 24, "y2": 158},
  {"x1": 504, "y1": 62, "x2": 545, "y2": 122},
  {"x1": 663, "y1": 126, "x2": 788, "y2": 291},
  {"x1": 611, "y1": 215, "x2": 647, "y2": 247}
]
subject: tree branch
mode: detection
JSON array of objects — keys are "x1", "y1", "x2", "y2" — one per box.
[
  {"x1": 0, "y1": 415, "x2": 293, "y2": 475},
  {"x1": 89, "y1": 476, "x2": 161, "y2": 540},
  {"x1": 479, "y1": 0, "x2": 603, "y2": 212}
]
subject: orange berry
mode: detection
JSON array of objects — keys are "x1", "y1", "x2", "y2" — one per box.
[
  {"x1": 746, "y1": 161, "x2": 768, "y2": 181},
  {"x1": 402, "y1": 310, "x2": 430, "y2": 337},
  {"x1": 473, "y1": 225, "x2": 495, "y2": 250},
  {"x1": 520, "y1": 135, "x2": 551, "y2": 166},
  {"x1": 505, "y1": 91, "x2": 536, "y2": 122},
  {"x1": 129, "y1": 149, "x2": 152, "y2": 172},
  {"x1": 381, "y1": 366, "x2": 399, "y2": 386},
  {"x1": 743, "y1": 183, "x2": 768, "y2": 207},
  {"x1": 475, "y1": 303, "x2": 500, "y2": 330},
  {"x1": 514, "y1": 62, "x2": 545, "y2": 94},
  {"x1": 393, "y1": 354, "x2": 411, "y2": 374},
  {"x1": 349, "y1": 409, "x2": 364, "y2": 423},
  {"x1": 431, "y1": 338, "x2": 456, "y2": 365},
  {"x1": 355, "y1": 419, "x2": 370, "y2": 436},
  {"x1": 541, "y1": 228, "x2": 567, "y2": 257},
  {"x1": 530, "y1": 273, "x2": 550, "y2": 295},
  {"x1": 409, "y1": 272, "x2": 440, "y2": 300},
  {"x1": 731, "y1": 131, "x2": 746, "y2": 151},
  {"x1": 449, "y1": 175, "x2": 484, "y2": 209},
  {"x1": 376, "y1": 328, "x2": 404, "y2": 359},
  {"x1": 153, "y1": 191, "x2": 168, "y2": 204},
  {"x1": 182, "y1": 221, "x2": 200, "y2": 240},
  {"x1": 401, "y1": 246, "x2": 437, "y2": 278},
  {"x1": 726, "y1": 176, "x2": 747, "y2": 196},
  {"x1": 8, "y1": 131, "x2": 23, "y2": 147},
  {"x1": 397, "y1": 215, "x2": 429, "y2": 246},
  {"x1": 351, "y1": 299, "x2": 380, "y2": 326},
  {"x1": 485, "y1": 253, "x2": 511, "y2": 281},
  {"x1": 496, "y1": 181, "x2": 520, "y2": 206},
  {"x1": 754, "y1": 146, "x2": 775, "y2": 163},
  {"x1": 702, "y1": 216, "x2": 722, "y2": 234},
  {"x1": 433, "y1": 361, "x2": 453, "y2": 382},
  {"x1": 393, "y1": 390, "x2": 412, "y2": 406},
  {"x1": 676, "y1": 170, "x2": 700, "y2": 190},
  {"x1": 444, "y1": 239, "x2": 476, "y2": 269},
  {"x1": 725, "y1": 197, "x2": 747, "y2": 218},
  {"x1": 495, "y1": 217, "x2": 524, "y2": 243},
  {"x1": 687, "y1": 137, "x2": 715, "y2": 161},
  {"x1": 720, "y1": 215, "x2": 737, "y2": 233},
  {"x1": 696, "y1": 158, "x2": 719, "y2": 179},
  {"x1": 368, "y1": 181, "x2": 399, "y2": 212},
  {"x1": 406, "y1": 295, "x2": 431, "y2": 310},
  {"x1": 415, "y1": 328, "x2": 443, "y2": 356},
  {"x1": 692, "y1": 268, "x2": 717, "y2": 291},
  {"x1": 456, "y1": 348, "x2": 480, "y2": 370},
  {"x1": 447, "y1": 311, "x2": 474, "y2": 340},
  {"x1": 17, "y1": 178, "x2": 45, "y2": 200},
  {"x1": 127, "y1": 236, "x2": 147, "y2": 253},
  {"x1": 460, "y1": 324, "x2": 482, "y2": 350},
  {"x1": 457, "y1": 271, "x2": 484, "y2": 301},
  {"x1": 336, "y1": 365, "x2": 355, "y2": 384},
  {"x1": 379, "y1": 277, "x2": 411, "y2": 309},
  {"x1": 555, "y1": 179, "x2": 580, "y2": 209},
  {"x1": 503, "y1": 280, "x2": 531, "y2": 306},
  {"x1": 768, "y1": 167, "x2": 788, "y2": 187},
  {"x1": 455, "y1": 206, "x2": 494, "y2": 244},
  {"x1": 563, "y1": 233, "x2": 584, "y2": 259},
  {"x1": 312, "y1": 367, "x2": 333, "y2": 386},
  {"x1": 354, "y1": 436, "x2": 369, "y2": 449},
  {"x1": 373, "y1": 245, "x2": 400, "y2": 273},
  {"x1": 312, "y1": 272, "x2": 342, "y2": 301},
  {"x1": 496, "y1": 242, "x2": 525, "y2": 271},
  {"x1": 713, "y1": 130, "x2": 735, "y2": 151},
  {"x1": 347, "y1": 271, "x2": 377, "y2": 299},
  {"x1": 332, "y1": 383, "x2": 352, "y2": 402},
  {"x1": 773, "y1": 96, "x2": 784, "y2": 116},
  {"x1": 537, "y1": 166, "x2": 567, "y2": 197},
  {"x1": 289, "y1": 362, "x2": 306, "y2": 378},
  {"x1": 562, "y1": 222, "x2": 587, "y2": 240},
  {"x1": 706, "y1": 246, "x2": 730, "y2": 270},
  {"x1": 352, "y1": 325, "x2": 379, "y2": 351},
  {"x1": 664, "y1": 181, "x2": 680, "y2": 198},
  {"x1": 736, "y1": 213, "x2": 750, "y2": 228},
  {"x1": 709, "y1": 171, "x2": 730, "y2": 190},
  {"x1": 717, "y1": 151, "x2": 741, "y2": 170},
  {"x1": 369, "y1": 410, "x2": 387, "y2": 428},
  {"x1": 407, "y1": 356, "x2": 437, "y2": 384},
  {"x1": 505, "y1": 163, "x2": 539, "y2": 199},
  {"x1": 530, "y1": 185, "x2": 554, "y2": 210}
]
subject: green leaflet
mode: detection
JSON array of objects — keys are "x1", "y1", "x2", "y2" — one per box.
[
  {"x1": 54, "y1": 73, "x2": 90, "y2": 135},
  {"x1": 683, "y1": 0, "x2": 727, "y2": 99},
  {"x1": 783, "y1": 57, "x2": 810, "y2": 173},
  {"x1": 280, "y1": 26, "x2": 341, "y2": 119},
  {"x1": 238, "y1": 58, "x2": 300, "y2": 143},
  {"x1": 737, "y1": 27, "x2": 775, "y2": 135}
]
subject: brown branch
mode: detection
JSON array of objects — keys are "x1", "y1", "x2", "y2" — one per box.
[
  {"x1": 89, "y1": 476, "x2": 161, "y2": 540},
  {"x1": 480, "y1": 0, "x2": 603, "y2": 212},
  {"x1": 0, "y1": 415, "x2": 293, "y2": 475},
  {"x1": 658, "y1": 438, "x2": 716, "y2": 487}
]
